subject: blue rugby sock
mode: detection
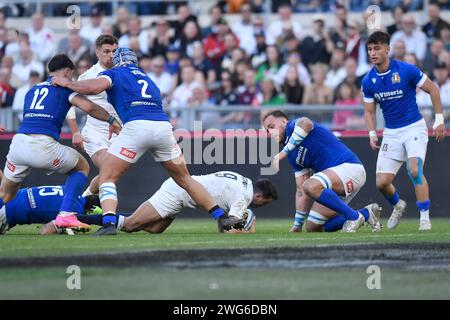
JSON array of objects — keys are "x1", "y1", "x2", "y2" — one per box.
[
  {"x1": 77, "y1": 213, "x2": 131, "y2": 226},
  {"x1": 385, "y1": 192, "x2": 400, "y2": 207},
  {"x1": 323, "y1": 215, "x2": 346, "y2": 232},
  {"x1": 209, "y1": 205, "x2": 225, "y2": 220},
  {"x1": 317, "y1": 189, "x2": 359, "y2": 221},
  {"x1": 358, "y1": 208, "x2": 369, "y2": 222},
  {"x1": 0, "y1": 198, "x2": 4, "y2": 209},
  {"x1": 60, "y1": 171, "x2": 87, "y2": 213},
  {"x1": 102, "y1": 212, "x2": 117, "y2": 226}
]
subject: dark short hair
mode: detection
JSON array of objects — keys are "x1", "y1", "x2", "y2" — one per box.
[
  {"x1": 47, "y1": 54, "x2": 75, "y2": 72},
  {"x1": 254, "y1": 179, "x2": 278, "y2": 200},
  {"x1": 262, "y1": 109, "x2": 289, "y2": 122},
  {"x1": 367, "y1": 31, "x2": 390, "y2": 46},
  {"x1": 84, "y1": 194, "x2": 100, "y2": 211},
  {"x1": 95, "y1": 34, "x2": 118, "y2": 48}
]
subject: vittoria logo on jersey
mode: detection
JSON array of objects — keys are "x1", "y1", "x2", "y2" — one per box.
[
  {"x1": 6, "y1": 161, "x2": 15, "y2": 172},
  {"x1": 295, "y1": 146, "x2": 308, "y2": 167},
  {"x1": 374, "y1": 89, "x2": 404, "y2": 102},
  {"x1": 391, "y1": 72, "x2": 401, "y2": 83},
  {"x1": 27, "y1": 188, "x2": 37, "y2": 209},
  {"x1": 120, "y1": 147, "x2": 137, "y2": 160}
]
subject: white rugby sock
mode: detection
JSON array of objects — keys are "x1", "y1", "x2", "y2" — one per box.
[
  {"x1": 420, "y1": 210, "x2": 430, "y2": 221},
  {"x1": 82, "y1": 188, "x2": 94, "y2": 197},
  {"x1": 117, "y1": 215, "x2": 125, "y2": 231}
]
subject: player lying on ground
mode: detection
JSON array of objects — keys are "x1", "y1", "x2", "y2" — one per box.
[
  {"x1": 0, "y1": 54, "x2": 122, "y2": 232},
  {"x1": 362, "y1": 31, "x2": 446, "y2": 231},
  {"x1": 52, "y1": 48, "x2": 242, "y2": 235},
  {"x1": 113, "y1": 171, "x2": 276, "y2": 234},
  {"x1": 37, "y1": 171, "x2": 276, "y2": 235},
  {"x1": 263, "y1": 110, "x2": 381, "y2": 232},
  {"x1": 0, "y1": 184, "x2": 104, "y2": 235}
]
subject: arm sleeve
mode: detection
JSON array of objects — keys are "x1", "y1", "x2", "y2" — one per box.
[
  {"x1": 228, "y1": 198, "x2": 249, "y2": 219},
  {"x1": 408, "y1": 63, "x2": 427, "y2": 88},
  {"x1": 361, "y1": 79, "x2": 375, "y2": 103},
  {"x1": 98, "y1": 69, "x2": 115, "y2": 87}
]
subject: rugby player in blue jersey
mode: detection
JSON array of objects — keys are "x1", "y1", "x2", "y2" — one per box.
[
  {"x1": 263, "y1": 110, "x2": 381, "y2": 233},
  {"x1": 52, "y1": 48, "x2": 242, "y2": 235},
  {"x1": 0, "y1": 54, "x2": 122, "y2": 231},
  {"x1": 362, "y1": 31, "x2": 446, "y2": 230}
]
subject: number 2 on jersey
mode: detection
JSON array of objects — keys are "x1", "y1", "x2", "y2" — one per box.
[
  {"x1": 137, "y1": 80, "x2": 152, "y2": 98},
  {"x1": 30, "y1": 87, "x2": 49, "y2": 110}
]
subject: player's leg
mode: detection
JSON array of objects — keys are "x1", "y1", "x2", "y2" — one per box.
[
  {"x1": 302, "y1": 164, "x2": 366, "y2": 232},
  {"x1": 305, "y1": 202, "x2": 337, "y2": 232},
  {"x1": 405, "y1": 132, "x2": 431, "y2": 230},
  {"x1": 376, "y1": 132, "x2": 407, "y2": 228}
]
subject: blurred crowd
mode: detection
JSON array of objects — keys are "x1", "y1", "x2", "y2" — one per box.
[{"x1": 0, "y1": 0, "x2": 449, "y2": 130}]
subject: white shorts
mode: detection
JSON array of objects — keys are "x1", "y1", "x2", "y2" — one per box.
[
  {"x1": 3, "y1": 134, "x2": 80, "y2": 183},
  {"x1": 148, "y1": 178, "x2": 185, "y2": 219},
  {"x1": 312, "y1": 163, "x2": 366, "y2": 202},
  {"x1": 108, "y1": 120, "x2": 181, "y2": 163},
  {"x1": 377, "y1": 119, "x2": 428, "y2": 174},
  {"x1": 81, "y1": 123, "x2": 117, "y2": 158}
]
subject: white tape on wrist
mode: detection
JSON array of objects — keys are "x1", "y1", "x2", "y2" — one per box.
[
  {"x1": 369, "y1": 130, "x2": 377, "y2": 139},
  {"x1": 433, "y1": 113, "x2": 444, "y2": 130},
  {"x1": 283, "y1": 126, "x2": 309, "y2": 154}
]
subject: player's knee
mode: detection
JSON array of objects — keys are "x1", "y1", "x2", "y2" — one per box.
[
  {"x1": 75, "y1": 156, "x2": 90, "y2": 176},
  {"x1": 376, "y1": 177, "x2": 390, "y2": 191},
  {"x1": 303, "y1": 179, "x2": 322, "y2": 198},
  {"x1": 305, "y1": 222, "x2": 322, "y2": 232}
]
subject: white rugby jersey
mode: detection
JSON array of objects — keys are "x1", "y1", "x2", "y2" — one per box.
[
  {"x1": 182, "y1": 171, "x2": 254, "y2": 219},
  {"x1": 77, "y1": 62, "x2": 121, "y2": 128}
]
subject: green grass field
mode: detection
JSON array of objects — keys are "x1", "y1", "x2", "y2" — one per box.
[{"x1": 1, "y1": 218, "x2": 450, "y2": 299}]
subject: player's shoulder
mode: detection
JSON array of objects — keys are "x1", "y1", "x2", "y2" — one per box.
[
  {"x1": 361, "y1": 66, "x2": 376, "y2": 86},
  {"x1": 78, "y1": 63, "x2": 104, "y2": 80},
  {"x1": 394, "y1": 59, "x2": 420, "y2": 72}
]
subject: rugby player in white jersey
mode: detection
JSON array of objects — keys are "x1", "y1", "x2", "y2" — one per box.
[
  {"x1": 66, "y1": 34, "x2": 120, "y2": 197},
  {"x1": 116, "y1": 171, "x2": 278, "y2": 234}
]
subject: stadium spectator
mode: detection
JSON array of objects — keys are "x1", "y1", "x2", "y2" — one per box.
[
  {"x1": 222, "y1": 47, "x2": 245, "y2": 74},
  {"x1": 259, "y1": 77, "x2": 286, "y2": 107},
  {"x1": 202, "y1": 5, "x2": 224, "y2": 38},
  {"x1": 172, "y1": 4, "x2": 198, "y2": 39},
  {"x1": 4, "y1": 28, "x2": 21, "y2": 60},
  {"x1": 325, "y1": 48, "x2": 346, "y2": 89},
  {"x1": 148, "y1": 55, "x2": 175, "y2": 99},
  {"x1": 0, "y1": 67, "x2": 15, "y2": 107},
  {"x1": 338, "y1": 57, "x2": 364, "y2": 94},
  {"x1": 345, "y1": 20, "x2": 368, "y2": 71},
  {"x1": 386, "y1": 6, "x2": 405, "y2": 36},
  {"x1": 282, "y1": 66, "x2": 304, "y2": 104},
  {"x1": 404, "y1": 52, "x2": 420, "y2": 66},
  {"x1": 171, "y1": 64, "x2": 203, "y2": 110},
  {"x1": 74, "y1": 58, "x2": 92, "y2": 79},
  {"x1": 417, "y1": 61, "x2": 450, "y2": 111},
  {"x1": 101, "y1": 22, "x2": 114, "y2": 36},
  {"x1": 174, "y1": 20, "x2": 202, "y2": 58},
  {"x1": 226, "y1": 0, "x2": 247, "y2": 13},
  {"x1": 238, "y1": 68, "x2": 260, "y2": 106},
  {"x1": 64, "y1": 31, "x2": 91, "y2": 66},
  {"x1": 280, "y1": 31, "x2": 301, "y2": 60},
  {"x1": 203, "y1": 17, "x2": 229, "y2": 67},
  {"x1": 302, "y1": 63, "x2": 333, "y2": 105},
  {"x1": 188, "y1": 86, "x2": 222, "y2": 129},
  {"x1": 255, "y1": 45, "x2": 282, "y2": 83},
  {"x1": 390, "y1": 15, "x2": 427, "y2": 61},
  {"x1": 213, "y1": 70, "x2": 238, "y2": 107},
  {"x1": 422, "y1": 3, "x2": 450, "y2": 39},
  {"x1": 0, "y1": 27, "x2": 7, "y2": 60},
  {"x1": 138, "y1": 55, "x2": 152, "y2": 75},
  {"x1": 57, "y1": 30, "x2": 90, "y2": 57},
  {"x1": 192, "y1": 41, "x2": 217, "y2": 90},
  {"x1": 231, "y1": 3, "x2": 257, "y2": 55},
  {"x1": 165, "y1": 44, "x2": 181, "y2": 76},
  {"x1": 250, "y1": 28, "x2": 267, "y2": 68},
  {"x1": 392, "y1": 39, "x2": 407, "y2": 61},
  {"x1": 423, "y1": 39, "x2": 447, "y2": 77},
  {"x1": 266, "y1": 4, "x2": 303, "y2": 46},
  {"x1": 25, "y1": 13, "x2": 55, "y2": 63},
  {"x1": 128, "y1": 35, "x2": 144, "y2": 59},
  {"x1": 231, "y1": 58, "x2": 250, "y2": 88},
  {"x1": 112, "y1": 6, "x2": 130, "y2": 39},
  {"x1": 328, "y1": 5, "x2": 347, "y2": 50},
  {"x1": 332, "y1": 81, "x2": 363, "y2": 130},
  {"x1": 300, "y1": 14, "x2": 333, "y2": 67},
  {"x1": 11, "y1": 70, "x2": 41, "y2": 122},
  {"x1": 11, "y1": 42, "x2": 44, "y2": 86},
  {"x1": 275, "y1": 51, "x2": 311, "y2": 87},
  {"x1": 399, "y1": 0, "x2": 423, "y2": 11},
  {"x1": 118, "y1": 16, "x2": 149, "y2": 55},
  {"x1": 148, "y1": 18, "x2": 172, "y2": 58},
  {"x1": 440, "y1": 25, "x2": 450, "y2": 51},
  {"x1": 80, "y1": 6, "x2": 103, "y2": 47}
]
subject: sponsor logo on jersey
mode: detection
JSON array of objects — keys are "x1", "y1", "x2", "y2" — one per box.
[
  {"x1": 373, "y1": 89, "x2": 403, "y2": 102},
  {"x1": 346, "y1": 180, "x2": 354, "y2": 194},
  {"x1": 295, "y1": 146, "x2": 308, "y2": 168},
  {"x1": 27, "y1": 188, "x2": 37, "y2": 209},
  {"x1": 391, "y1": 72, "x2": 401, "y2": 83},
  {"x1": 120, "y1": 147, "x2": 137, "y2": 160},
  {"x1": 6, "y1": 161, "x2": 15, "y2": 172},
  {"x1": 372, "y1": 78, "x2": 376, "y2": 84}
]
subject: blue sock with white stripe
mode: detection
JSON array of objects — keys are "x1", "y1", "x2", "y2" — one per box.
[
  {"x1": 358, "y1": 208, "x2": 369, "y2": 221},
  {"x1": 385, "y1": 192, "x2": 400, "y2": 207},
  {"x1": 324, "y1": 215, "x2": 346, "y2": 232},
  {"x1": 60, "y1": 171, "x2": 87, "y2": 213},
  {"x1": 294, "y1": 211, "x2": 307, "y2": 227},
  {"x1": 317, "y1": 189, "x2": 359, "y2": 221}
]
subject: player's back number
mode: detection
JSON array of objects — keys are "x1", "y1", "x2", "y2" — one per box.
[{"x1": 214, "y1": 172, "x2": 238, "y2": 180}]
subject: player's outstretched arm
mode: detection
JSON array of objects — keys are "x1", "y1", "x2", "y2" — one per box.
[
  {"x1": 364, "y1": 101, "x2": 380, "y2": 150},
  {"x1": 52, "y1": 77, "x2": 110, "y2": 95},
  {"x1": 420, "y1": 78, "x2": 446, "y2": 142},
  {"x1": 71, "y1": 95, "x2": 122, "y2": 136},
  {"x1": 65, "y1": 107, "x2": 84, "y2": 151}
]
